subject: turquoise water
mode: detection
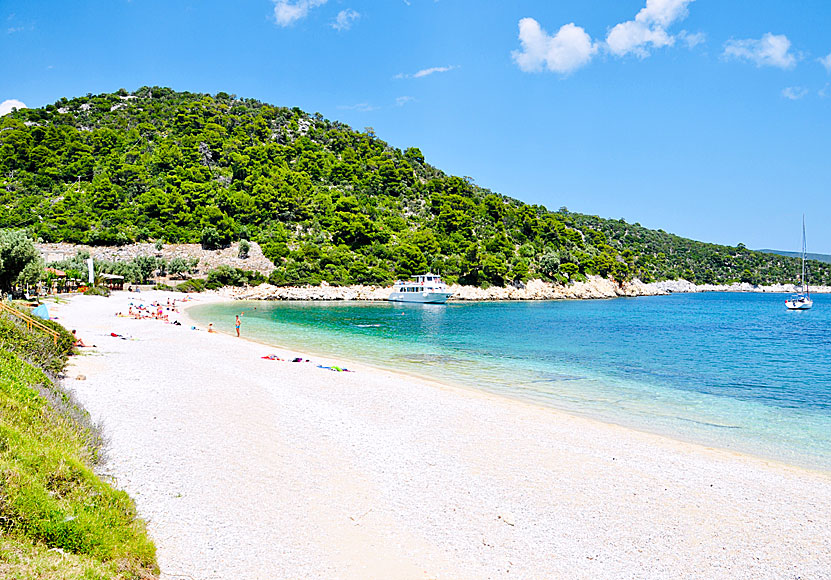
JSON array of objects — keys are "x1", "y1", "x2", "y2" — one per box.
[{"x1": 190, "y1": 293, "x2": 831, "y2": 471}]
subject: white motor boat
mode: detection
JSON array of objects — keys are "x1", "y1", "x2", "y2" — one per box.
[
  {"x1": 785, "y1": 216, "x2": 813, "y2": 310},
  {"x1": 388, "y1": 273, "x2": 453, "y2": 304}
]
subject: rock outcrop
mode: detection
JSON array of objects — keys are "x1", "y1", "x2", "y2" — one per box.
[
  {"x1": 650, "y1": 279, "x2": 831, "y2": 294},
  {"x1": 37, "y1": 242, "x2": 274, "y2": 275}
]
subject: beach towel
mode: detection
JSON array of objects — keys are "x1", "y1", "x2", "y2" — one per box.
[{"x1": 317, "y1": 364, "x2": 353, "y2": 372}]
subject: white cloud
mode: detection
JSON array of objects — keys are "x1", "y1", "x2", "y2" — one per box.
[
  {"x1": 395, "y1": 65, "x2": 458, "y2": 79},
  {"x1": 273, "y1": 0, "x2": 328, "y2": 27},
  {"x1": 678, "y1": 30, "x2": 705, "y2": 49},
  {"x1": 332, "y1": 9, "x2": 359, "y2": 31},
  {"x1": 606, "y1": 0, "x2": 695, "y2": 58},
  {"x1": 396, "y1": 96, "x2": 415, "y2": 106},
  {"x1": 723, "y1": 33, "x2": 798, "y2": 69},
  {"x1": 820, "y1": 83, "x2": 829, "y2": 99},
  {"x1": 512, "y1": 18, "x2": 597, "y2": 74},
  {"x1": 819, "y1": 53, "x2": 831, "y2": 73},
  {"x1": 0, "y1": 99, "x2": 26, "y2": 116},
  {"x1": 782, "y1": 86, "x2": 808, "y2": 100},
  {"x1": 513, "y1": 0, "x2": 700, "y2": 74}
]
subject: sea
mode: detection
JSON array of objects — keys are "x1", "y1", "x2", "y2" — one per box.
[{"x1": 189, "y1": 292, "x2": 831, "y2": 472}]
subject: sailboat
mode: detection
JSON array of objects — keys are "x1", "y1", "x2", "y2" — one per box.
[{"x1": 785, "y1": 216, "x2": 813, "y2": 310}]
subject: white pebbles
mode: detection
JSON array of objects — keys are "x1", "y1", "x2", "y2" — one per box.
[{"x1": 56, "y1": 291, "x2": 831, "y2": 579}]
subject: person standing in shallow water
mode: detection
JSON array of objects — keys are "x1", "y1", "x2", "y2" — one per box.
[{"x1": 235, "y1": 313, "x2": 242, "y2": 337}]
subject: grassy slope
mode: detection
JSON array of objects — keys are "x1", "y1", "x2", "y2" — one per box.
[{"x1": 0, "y1": 307, "x2": 157, "y2": 580}]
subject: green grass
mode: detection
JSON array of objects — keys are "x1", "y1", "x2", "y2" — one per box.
[
  {"x1": 0, "y1": 310, "x2": 74, "y2": 375},
  {"x1": 0, "y1": 310, "x2": 158, "y2": 579}
]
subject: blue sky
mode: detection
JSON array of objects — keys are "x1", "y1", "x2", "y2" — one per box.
[{"x1": 2, "y1": 0, "x2": 830, "y2": 252}]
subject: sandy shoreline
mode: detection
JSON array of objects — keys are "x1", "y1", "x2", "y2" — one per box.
[{"x1": 54, "y1": 291, "x2": 831, "y2": 579}]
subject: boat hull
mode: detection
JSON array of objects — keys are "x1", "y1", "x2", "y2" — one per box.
[
  {"x1": 785, "y1": 299, "x2": 813, "y2": 310},
  {"x1": 388, "y1": 291, "x2": 453, "y2": 304}
]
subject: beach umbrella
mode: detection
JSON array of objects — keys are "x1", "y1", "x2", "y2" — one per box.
[{"x1": 31, "y1": 304, "x2": 49, "y2": 320}]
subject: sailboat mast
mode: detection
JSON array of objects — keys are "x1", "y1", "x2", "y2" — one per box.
[{"x1": 802, "y1": 215, "x2": 808, "y2": 295}]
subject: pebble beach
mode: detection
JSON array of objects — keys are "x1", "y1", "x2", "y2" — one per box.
[{"x1": 55, "y1": 291, "x2": 831, "y2": 579}]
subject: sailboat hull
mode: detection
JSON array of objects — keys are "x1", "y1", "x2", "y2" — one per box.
[{"x1": 785, "y1": 298, "x2": 813, "y2": 310}]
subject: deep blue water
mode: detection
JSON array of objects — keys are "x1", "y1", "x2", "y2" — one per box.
[{"x1": 190, "y1": 293, "x2": 831, "y2": 471}]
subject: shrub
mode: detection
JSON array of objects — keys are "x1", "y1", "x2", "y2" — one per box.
[
  {"x1": 238, "y1": 239, "x2": 251, "y2": 259},
  {"x1": 205, "y1": 266, "x2": 266, "y2": 289},
  {"x1": 200, "y1": 226, "x2": 226, "y2": 250},
  {"x1": 83, "y1": 286, "x2": 110, "y2": 297},
  {"x1": 174, "y1": 278, "x2": 207, "y2": 293}
]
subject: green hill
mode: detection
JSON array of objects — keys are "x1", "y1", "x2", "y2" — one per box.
[{"x1": 1, "y1": 87, "x2": 829, "y2": 287}]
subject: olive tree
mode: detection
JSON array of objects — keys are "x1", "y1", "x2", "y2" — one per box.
[{"x1": 0, "y1": 229, "x2": 43, "y2": 292}]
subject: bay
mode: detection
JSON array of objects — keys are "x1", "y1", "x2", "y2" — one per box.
[{"x1": 189, "y1": 292, "x2": 831, "y2": 471}]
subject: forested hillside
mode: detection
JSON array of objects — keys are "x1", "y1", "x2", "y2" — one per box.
[{"x1": 1, "y1": 87, "x2": 828, "y2": 287}]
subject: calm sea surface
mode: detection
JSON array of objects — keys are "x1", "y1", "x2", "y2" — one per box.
[{"x1": 189, "y1": 293, "x2": 831, "y2": 471}]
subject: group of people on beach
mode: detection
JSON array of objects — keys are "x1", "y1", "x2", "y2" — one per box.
[{"x1": 116, "y1": 298, "x2": 182, "y2": 322}]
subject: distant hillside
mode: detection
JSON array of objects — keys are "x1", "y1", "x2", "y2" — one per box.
[
  {"x1": 2, "y1": 87, "x2": 830, "y2": 286},
  {"x1": 758, "y1": 249, "x2": 831, "y2": 264}
]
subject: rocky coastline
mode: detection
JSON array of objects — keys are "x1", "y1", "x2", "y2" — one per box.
[
  {"x1": 37, "y1": 243, "x2": 828, "y2": 301},
  {"x1": 214, "y1": 277, "x2": 829, "y2": 302}
]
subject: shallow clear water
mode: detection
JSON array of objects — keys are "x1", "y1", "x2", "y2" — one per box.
[{"x1": 190, "y1": 293, "x2": 831, "y2": 471}]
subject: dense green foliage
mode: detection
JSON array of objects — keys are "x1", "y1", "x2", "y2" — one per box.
[
  {"x1": 2, "y1": 87, "x2": 828, "y2": 286},
  {"x1": 0, "y1": 229, "x2": 44, "y2": 292},
  {"x1": 0, "y1": 307, "x2": 157, "y2": 579}
]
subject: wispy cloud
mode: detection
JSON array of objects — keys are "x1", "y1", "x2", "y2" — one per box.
[
  {"x1": 606, "y1": 0, "x2": 696, "y2": 58},
  {"x1": 678, "y1": 30, "x2": 706, "y2": 49},
  {"x1": 819, "y1": 53, "x2": 831, "y2": 74},
  {"x1": 273, "y1": 0, "x2": 328, "y2": 27},
  {"x1": 395, "y1": 65, "x2": 458, "y2": 79},
  {"x1": 782, "y1": 86, "x2": 808, "y2": 100},
  {"x1": 0, "y1": 99, "x2": 27, "y2": 116},
  {"x1": 337, "y1": 103, "x2": 378, "y2": 112},
  {"x1": 723, "y1": 33, "x2": 799, "y2": 70},
  {"x1": 332, "y1": 9, "x2": 359, "y2": 31},
  {"x1": 396, "y1": 96, "x2": 415, "y2": 106},
  {"x1": 7, "y1": 26, "x2": 24, "y2": 34},
  {"x1": 512, "y1": 19, "x2": 597, "y2": 74}
]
